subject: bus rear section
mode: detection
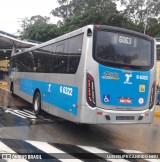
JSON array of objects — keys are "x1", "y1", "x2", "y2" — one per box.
[{"x1": 81, "y1": 26, "x2": 156, "y2": 124}]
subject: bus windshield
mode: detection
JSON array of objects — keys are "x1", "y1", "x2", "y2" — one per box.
[{"x1": 94, "y1": 30, "x2": 152, "y2": 70}]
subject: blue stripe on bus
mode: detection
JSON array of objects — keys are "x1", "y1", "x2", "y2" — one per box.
[
  {"x1": 19, "y1": 78, "x2": 78, "y2": 116},
  {"x1": 99, "y1": 64, "x2": 150, "y2": 107}
]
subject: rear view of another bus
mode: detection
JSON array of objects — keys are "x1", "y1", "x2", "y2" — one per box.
[{"x1": 82, "y1": 25, "x2": 156, "y2": 124}]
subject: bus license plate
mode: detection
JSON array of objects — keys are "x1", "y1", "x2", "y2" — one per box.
[{"x1": 116, "y1": 116, "x2": 134, "y2": 120}]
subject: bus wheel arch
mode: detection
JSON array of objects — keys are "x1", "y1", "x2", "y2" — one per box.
[{"x1": 33, "y1": 89, "x2": 41, "y2": 116}]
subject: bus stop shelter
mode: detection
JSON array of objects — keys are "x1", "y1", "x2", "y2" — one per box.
[{"x1": 0, "y1": 31, "x2": 37, "y2": 82}]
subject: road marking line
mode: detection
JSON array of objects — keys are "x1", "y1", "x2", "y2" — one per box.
[
  {"x1": 5, "y1": 108, "x2": 36, "y2": 119},
  {"x1": 0, "y1": 141, "x2": 15, "y2": 153},
  {"x1": 23, "y1": 110, "x2": 35, "y2": 115},
  {"x1": 26, "y1": 140, "x2": 83, "y2": 162},
  {"x1": 5, "y1": 109, "x2": 26, "y2": 119},
  {"x1": 7, "y1": 160, "x2": 29, "y2": 162},
  {"x1": 78, "y1": 145, "x2": 129, "y2": 162},
  {"x1": 0, "y1": 141, "x2": 28, "y2": 162},
  {"x1": 13, "y1": 110, "x2": 36, "y2": 119}
]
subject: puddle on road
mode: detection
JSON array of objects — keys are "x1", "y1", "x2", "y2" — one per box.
[{"x1": 0, "y1": 106, "x2": 63, "y2": 127}]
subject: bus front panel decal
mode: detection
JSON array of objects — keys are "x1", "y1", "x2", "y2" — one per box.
[{"x1": 99, "y1": 64, "x2": 150, "y2": 107}]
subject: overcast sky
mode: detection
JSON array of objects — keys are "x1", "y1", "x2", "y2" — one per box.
[{"x1": 0, "y1": 0, "x2": 60, "y2": 35}]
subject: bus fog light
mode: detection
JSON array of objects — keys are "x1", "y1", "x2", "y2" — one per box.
[
  {"x1": 141, "y1": 113, "x2": 149, "y2": 117},
  {"x1": 97, "y1": 112, "x2": 103, "y2": 115}
]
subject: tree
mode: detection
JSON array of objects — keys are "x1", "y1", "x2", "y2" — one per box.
[
  {"x1": 50, "y1": 0, "x2": 120, "y2": 34},
  {"x1": 18, "y1": 0, "x2": 160, "y2": 40},
  {"x1": 50, "y1": 0, "x2": 72, "y2": 19},
  {"x1": 18, "y1": 15, "x2": 60, "y2": 42},
  {"x1": 109, "y1": 14, "x2": 138, "y2": 31},
  {"x1": 146, "y1": 18, "x2": 160, "y2": 36},
  {"x1": 51, "y1": 0, "x2": 118, "y2": 20},
  {"x1": 119, "y1": 0, "x2": 160, "y2": 34}
]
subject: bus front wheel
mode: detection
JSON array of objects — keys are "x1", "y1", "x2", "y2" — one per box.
[{"x1": 33, "y1": 91, "x2": 41, "y2": 116}]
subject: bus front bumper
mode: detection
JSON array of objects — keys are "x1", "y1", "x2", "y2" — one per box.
[{"x1": 81, "y1": 106, "x2": 155, "y2": 124}]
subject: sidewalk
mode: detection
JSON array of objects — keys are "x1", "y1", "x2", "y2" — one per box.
[{"x1": 155, "y1": 106, "x2": 160, "y2": 117}]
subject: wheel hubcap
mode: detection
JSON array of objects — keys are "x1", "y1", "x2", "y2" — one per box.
[{"x1": 34, "y1": 96, "x2": 39, "y2": 111}]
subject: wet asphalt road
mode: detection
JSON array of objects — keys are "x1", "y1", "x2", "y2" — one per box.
[{"x1": 0, "y1": 87, "x2": 160, "y2": 157}]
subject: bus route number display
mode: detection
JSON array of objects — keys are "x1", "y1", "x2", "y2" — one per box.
[
  {"x1": 119, "y1": 35, "x2": 132, "y2": 45},
  {"x1": 60, "y1": 86, "x2": 73, "y2": 96}
]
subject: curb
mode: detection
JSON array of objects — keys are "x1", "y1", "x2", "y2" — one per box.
[
  {"x1": 0, "y1": 82, "x2": 7, "y2": 88},
  {"x1": 154, "y1": 111, "x2": 160, "y2": 117}
]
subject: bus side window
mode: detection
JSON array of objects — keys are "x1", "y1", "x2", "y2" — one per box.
[
  {"x1": 25, "y1": 52, "x2": 35, "y2": 72},
  {"x1": 67, "y1": 34, "x2": 83, "y2": 74},
  {"x1": 41, "y1": 45, "x2": 53, "y2": 73},
  {"x1": 11, "y1": 58, "x2": 18, "y2": 72},
  {"x1": 53, "y1": 42, "x2": 68, "y2": 73},
  {"x1": 17, "y1": 53, "x2": 27, "y2": 72},
  {"x1": 11, "y1": 58, "x2": 16, "y2": 70},
  {"x1": 32, "y1": 49, "x2": 42, "y2": 72}
]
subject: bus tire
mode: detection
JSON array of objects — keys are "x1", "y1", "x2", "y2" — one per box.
[{"x1": 33, "y1": 91, "x2": 41, "y2": 116}]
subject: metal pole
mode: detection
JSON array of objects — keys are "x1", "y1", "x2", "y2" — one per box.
[
  {"x1": 144, "y1": 7, "x2": 149, "y2": 34},
  {"x1": 11, "y1": 42, "x2": 16, "y2": 56},
  {"x1": 144, "y1": 0, "x2": 150, "y2": 35},
  {"x1": 144, "y1": 0, "x2": 159, "y2": 34}
]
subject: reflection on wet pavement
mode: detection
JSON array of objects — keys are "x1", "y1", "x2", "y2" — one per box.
[
  {"x1": 0, "y1": 105, "x2": 65, "y2": 127},
  {"x1": 0, "y1": 87, "x2": 160, "y2": 156}
]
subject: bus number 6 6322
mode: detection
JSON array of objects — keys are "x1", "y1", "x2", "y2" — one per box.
[{"x1": 60, "y1": 86, "x2": 73, "y2": 96}]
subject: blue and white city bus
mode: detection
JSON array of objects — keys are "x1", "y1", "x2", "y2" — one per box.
[{"x1": 8, "y1": 25, "x2": 156, "y2": 124}]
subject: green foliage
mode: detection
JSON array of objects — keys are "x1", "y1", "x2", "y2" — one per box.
[
  {"x1": 51, "y1": 0, "x2": 121, "y2": 34},
  {"x1": 119, "y1": 0, "x2": 160, "y2": 35},
  {"x1": 51, "y1": 0, "x2": 118, "y2": 20},
  {"x1": 146, "y1": 18, "x2": 160, "y2": 37},
  {"x1": 18, "y1": 15, "x2": 60, "y2": 42},
  {"x1": 18, "y1": 0, "x2": 160, "y2": 41},
  {"x1": 24, "y1": 24, "x2": 59, "y2": 42}
]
